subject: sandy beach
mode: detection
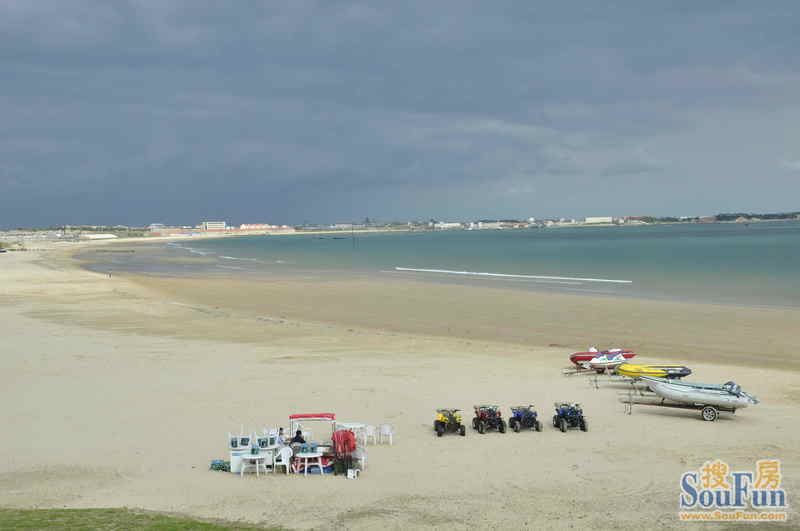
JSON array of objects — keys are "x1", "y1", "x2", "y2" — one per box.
[{"x1": 1, "y1": 242, "x2": 798, "y2": 529}]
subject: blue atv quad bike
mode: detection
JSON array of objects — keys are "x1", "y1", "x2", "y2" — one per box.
[
  {"x1": 552, "y1": 402, "x2": 588, "y2": 433},
  {"x1": 508, "y1": 405, "x2": 542, "y2": 432}
]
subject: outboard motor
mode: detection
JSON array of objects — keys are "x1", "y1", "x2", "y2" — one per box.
[{"x1": 723, "y1": 381, "x2": 741, "y2": 395}]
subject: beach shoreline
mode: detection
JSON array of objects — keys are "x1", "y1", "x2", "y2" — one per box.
[
  {"x1": 1, "y1": 241, "x2": 797, "y2": 529},
  {"x1": 68, "y1": 237, "x2": 800, "y2": 371}
]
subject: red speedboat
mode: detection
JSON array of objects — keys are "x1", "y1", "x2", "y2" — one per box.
[{"x1": 570, "y1": 348, "x2": 635, "y2": 367}]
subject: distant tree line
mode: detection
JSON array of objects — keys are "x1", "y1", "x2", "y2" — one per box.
[
  {"x1": 634, "y1": 211, "x2": 799, "y2": 224},
  {"x1": 715, "y1": 211, "x2": 800, "y2": 221},
  {"x1": 637, "y1": 216, "x2": 691, "y2": 223}
]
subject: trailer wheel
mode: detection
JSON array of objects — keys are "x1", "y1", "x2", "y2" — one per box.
[{"x1": 701, "y1": 406, "x2": 719, "y2": 422}]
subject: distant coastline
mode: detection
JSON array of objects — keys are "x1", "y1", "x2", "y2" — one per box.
[{"x1": 73, "y1": 221, "x2": 800, "y2": 310}]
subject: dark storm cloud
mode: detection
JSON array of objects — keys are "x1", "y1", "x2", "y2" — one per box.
[{"x1": 1, "y1": 0, "x2": 799, "y2": 227}]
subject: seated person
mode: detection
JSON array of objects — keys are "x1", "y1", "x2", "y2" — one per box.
[
  {"x1": 276, "y1": 427, "x2": 286, "y2": 445},
  {"x1": 289, "y1": 429, "x2": 306, "y2": 444}
]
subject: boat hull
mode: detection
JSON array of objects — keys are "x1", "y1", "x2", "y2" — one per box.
[
  {"x1": 645, "y1": 380, "x2": 753, "y2": 409},
  {"x1": 617, "y1": 364, "x2": 692, "y2": 379},
  {"x1": 570, "y1": 349, "x2": 635, "y2": 366},
  {"x1": 588, "y1": 360, "x2": 625, "y2": 371}
]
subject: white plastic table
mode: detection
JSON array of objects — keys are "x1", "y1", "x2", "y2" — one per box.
[
  {"x1": 295, "y1": 452, "x2": 324, "y2": 476},
  {"x1": 239, "y1": 452, "x2": 272, "y2": 478}
]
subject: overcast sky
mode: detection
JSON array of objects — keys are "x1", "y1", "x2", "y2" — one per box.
[{"x1": 2, "y1": 1, "x2": 799, "y2": 227}]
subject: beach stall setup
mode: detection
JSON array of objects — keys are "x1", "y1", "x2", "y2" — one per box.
[{"x1": 214, "y1": 411, "x2": 391, "y2": 478}]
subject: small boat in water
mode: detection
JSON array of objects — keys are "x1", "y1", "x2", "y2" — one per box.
[
  {"x1": 617, "y1": 363, "x2": 692, "y2": 380},
  {"x1": 570, "y1": 347, "x2": 635, "y2": 366}
]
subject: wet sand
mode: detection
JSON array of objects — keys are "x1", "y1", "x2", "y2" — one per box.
[{"x1": 131, "y1": 274, "x2": 800, "y2": 370}]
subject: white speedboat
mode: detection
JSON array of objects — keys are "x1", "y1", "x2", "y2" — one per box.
[{"x1": 586, "y1": 352, "x2": 627, "y2": 372}]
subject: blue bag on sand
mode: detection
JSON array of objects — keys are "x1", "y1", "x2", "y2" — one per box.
[{"x1": 210, "y1": 459, "x2": 230, "y2": 472}]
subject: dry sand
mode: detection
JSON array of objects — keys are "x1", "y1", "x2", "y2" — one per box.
[{"x1": 1, "y1": 242, "x2": 798, "y2": 529}]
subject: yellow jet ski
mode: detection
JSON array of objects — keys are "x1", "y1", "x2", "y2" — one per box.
[{"x1": 616, "y1": 363, "x2": 691, "y2": 379}]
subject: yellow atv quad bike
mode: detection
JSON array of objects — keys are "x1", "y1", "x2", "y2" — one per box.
[{"x1": 434, "y1": 408, "x2": 466, "y2": 437}]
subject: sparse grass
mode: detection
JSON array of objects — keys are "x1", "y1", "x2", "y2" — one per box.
[{"x1": 0, "y1": 508, "x2": 279, "y2": 530}]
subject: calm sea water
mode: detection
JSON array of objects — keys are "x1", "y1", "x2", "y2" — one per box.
[{"x1": 88, "y1": 222, "x2": 800, "y2": 308}]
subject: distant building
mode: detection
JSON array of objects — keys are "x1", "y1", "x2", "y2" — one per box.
[
  {"x1": 201, "y1": 221, "x2": 227, "y2": 231},
  {"x1": 149, "y1": 224, "x2": 186, "y2": 235},
  {"x1": 332, "y1": 223, "x2": 365, "y2": 230},
  {"x1": 149, "y1": 227, "x2": 189, "y2": 235},
  {"x1": 584, "y1": 216, "x2": 614, "y2": 224},
  {"x1": 433, "y1": 222, "x2": 463, "y2": 230},
  {"x1": 80, "y1": 233, "x2": 118, "y2": 240},
  {"x1": 476, "y1": 221, "x2": 503, "y2": 230},
  {"x1": 238, "y1": 224, "x2": 296, "y2": 232}
]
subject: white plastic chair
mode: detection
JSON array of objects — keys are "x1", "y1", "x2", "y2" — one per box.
[
  {"x1": 352, "y1": 447, "x2": 367, "y2": 470},
  {"x1": 261, "y1": 429, "x2": 279, "y2": 447},
  {"x1": 253, "y1": 437, "x2": 275, "y2": 473},
  {"x1": 379, "y1": 424, "x2": 393, "y2": 445},
  {"x1": 365, "y1": 425, "x2": 378, "y2": 445},
  {"x1": 273, "y1": 446, "x2": 294, "y2": 475}
]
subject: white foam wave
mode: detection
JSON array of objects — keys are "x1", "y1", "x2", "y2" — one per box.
[
  {"x1": 187, "y1": 248, "x2": 212, "y2": 256},
  {"x1": 393, "y1": 267, "x2": 632, "y2": 284}
]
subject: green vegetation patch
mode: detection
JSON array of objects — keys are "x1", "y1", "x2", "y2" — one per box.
[{"x1": 0, "y1": 508, "x2": 278, "y2": 530}]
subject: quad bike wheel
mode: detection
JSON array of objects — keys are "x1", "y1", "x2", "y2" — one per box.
[
  {"x1": 552, "y1": 415, "x2": 559, "y2": 428},
  {"x1": 498, "y1": 420, "x2": 506, "y2": 433},
  {"x1": 535, "y1": 420, "x2": 542, "y2": 432},
  {"x1": 559, "y1": 418, "x2": 567, "y2": 433},
  {"x1": 459, "y1": 425, "x2": 466, "y2": 436},
  {"x1": 472, "y1": 418, "x2": 478, "y2": 430},
  {"x1": 580, "y1": 418, "x2": 588, "y2": 432},
  {"x1": 478, "y1": 421, "x2": 485, "y2": 434},
  {"x1": 701, "y1": 406, "x2": 719, "y2": 422},
  {"x1": 436, "y1": 424, "x2": 444, "y2": 437},
  {"x1": 512, "y1": 420, "x2": 520, "y2": 433}
]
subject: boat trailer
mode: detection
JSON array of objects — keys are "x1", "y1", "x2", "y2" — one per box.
[{"x1": 618, "y1": 383, "x2": 737, "y2": 422}]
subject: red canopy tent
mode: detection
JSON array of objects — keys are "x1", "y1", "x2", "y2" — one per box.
[
  {"x1": 289, "y1": 413, "x2": 336, "y2": 441},
  {"x1": 289, "y1": 413, "x2": 336, "y2": 421}
]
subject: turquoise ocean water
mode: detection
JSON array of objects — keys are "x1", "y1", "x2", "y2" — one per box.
[{"x1": 89, "y1": 222, "x2": 800, "y2": 308}]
